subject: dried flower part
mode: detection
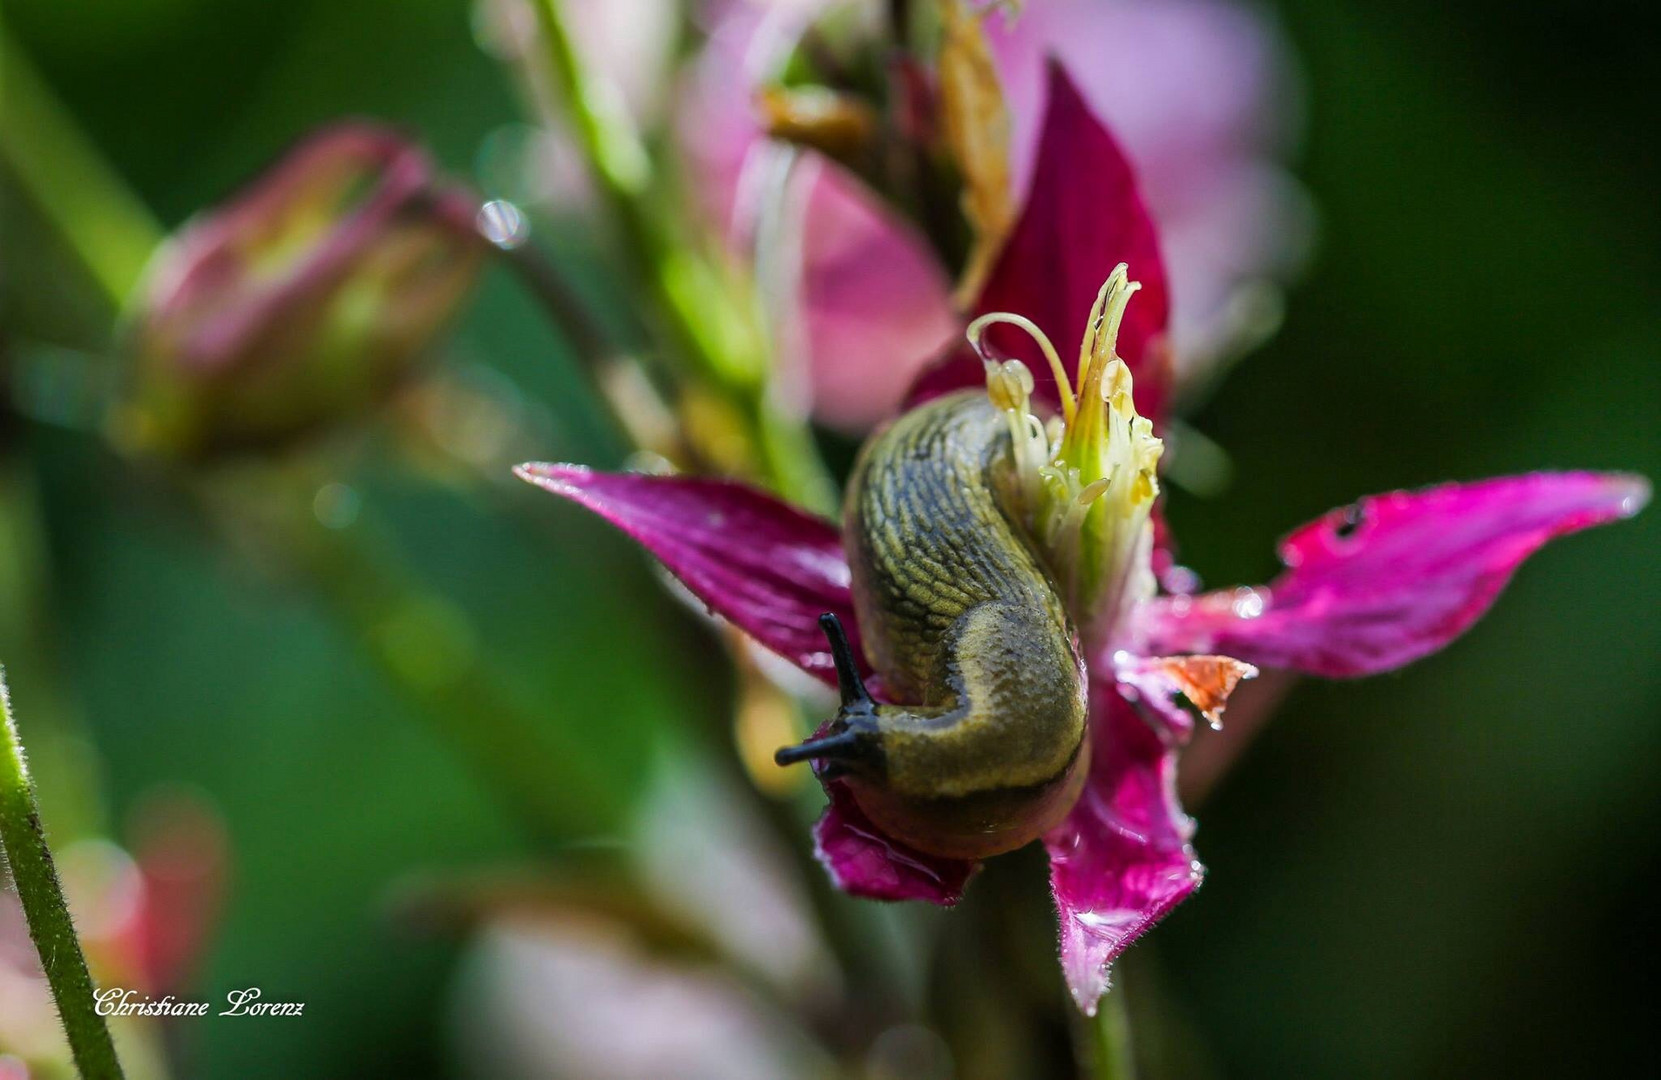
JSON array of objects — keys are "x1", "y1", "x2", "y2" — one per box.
[
  {"x1": 1114, "y1": 652, "x2": 1258, "y2": 732},
  {"x1": 117, "y1": 124, "x2": 484, "y2": 458},
  {"x1": 939, "y1": 0, "x2": 1016, "y2": 303},
  {"x1": 972, "y1": 265, "x2": 1163, "y2": 645},
  {"x1": 757, "y1": 86, "x2": 878, "y2": 166}
]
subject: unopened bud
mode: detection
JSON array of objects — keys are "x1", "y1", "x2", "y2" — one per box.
[{"x1": 118, "y1": 124, "x2": 486, "y2": 458}]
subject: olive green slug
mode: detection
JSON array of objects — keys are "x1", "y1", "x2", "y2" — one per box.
[{"x1": 775, "y1": 390, "x2": 1090, "y2": 860}]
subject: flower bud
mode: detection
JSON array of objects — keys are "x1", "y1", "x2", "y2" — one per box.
[{"x1": 118, "y1": 124, "x2": 485, "y2": 458}]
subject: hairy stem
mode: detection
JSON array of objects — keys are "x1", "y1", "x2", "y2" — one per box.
[{"x1": 0, "y1": 670, "x2": 126, "y2": 1080}]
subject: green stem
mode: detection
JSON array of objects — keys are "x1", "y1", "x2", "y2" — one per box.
[
  {"x1": 0, "y1": 29, "x2": 163, "y2": 309},
  {"x1": 0, "y1": 463, "x2": 109, "y2": 838},
  {"x1": 0, "y1": 670, "x2": 126, "y2": 1080},
  {"x1": 525, "y1": 0, "x2": 835, "y2": 512},
  {"x1": 493, "y1": 237, "x2": 659, "y2": 458},
  {"x1": 190, "y1": 468, "x2": 626, "y2": 849},
  {"x1": 1083, "y1": 988, "x2": 1137, "y2": 1080},
  {"x1": 286, "y1": 506, "x2": 626, "y2": 847}
]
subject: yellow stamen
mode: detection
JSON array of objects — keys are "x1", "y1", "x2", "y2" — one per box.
[{"x1": 976, "y1": 263, "x2": 1163, "y2": 646}]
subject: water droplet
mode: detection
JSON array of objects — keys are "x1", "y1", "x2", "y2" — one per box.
[
  {"x1": 476, "y1": 198, "x2": 529, "y2": 249},
  {"x1": 312, "y1": 482, "x2": 360, "y2": 530},
  {"x1": 1230, "y1": 586, "x2": 1265, "y2": 619},
  {"x1": 1333, "y1": 502, "x2": 1367, "y2": 540},
  {"x1": 1162, "y1": 564, "x2": 1202, "y2": 595},
  {"x1": 867, "y1": 1023, "x2": 953, "y2": 1080}
]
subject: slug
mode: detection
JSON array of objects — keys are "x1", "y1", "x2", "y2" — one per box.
[{"x1": 776, "y1": 389, "x2": 1090, "y2": 860}]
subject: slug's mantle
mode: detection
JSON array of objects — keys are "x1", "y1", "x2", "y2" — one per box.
[{"x1": 517, "y1": 66, "x2": 1648, "y2": 1013}]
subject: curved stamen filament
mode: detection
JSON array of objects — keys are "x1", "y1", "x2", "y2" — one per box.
[{"x1": 966, "y1": 311, "x2": 1077, "y2": 425}]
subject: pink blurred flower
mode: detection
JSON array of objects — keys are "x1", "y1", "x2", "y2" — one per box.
[
  {"x1": 457, "y1": 921, "x2": 831, "y2": 1080},
  {"x1": 680, "y1": 0, "x2": 1310, "y2": 429},
  {"x1": 0, "y1": 794, "x2": 227, "y2": 1065},
  {"x1": 523, "y1": 65, "x2": 1646, "y2": 1011}
]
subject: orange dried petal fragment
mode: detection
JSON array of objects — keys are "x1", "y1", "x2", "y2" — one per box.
[{"x1": 1147, "y1": 655, "x2": 1259, "y2": 728}]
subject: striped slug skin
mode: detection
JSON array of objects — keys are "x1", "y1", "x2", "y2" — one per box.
[{"x1": 834, "y1": 390, "x2": 1090, "y2": 859}]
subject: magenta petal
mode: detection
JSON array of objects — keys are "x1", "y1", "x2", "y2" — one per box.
[
  {"x1": 515, "y1": 464, "x2": 858, "y2": 686},
  {"x1": 1046, "y1": 685, "x2": 1202, "y2": 1014},
  {"x1": 813, "y1": 782, "x2": 978, "y2": 905},
  {"x1": 908, "y1": 61, "x2": 1171, "y2": 420},
  {"x1": 1136, "y1": 472, "x2": 1650, "y2": 677}
]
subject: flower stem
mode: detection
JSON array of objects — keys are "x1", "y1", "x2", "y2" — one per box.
[
  {"x1": 525, "y1": 0, "x2": 836, "y2": 512},
  {"x1": 0, "y1": 669, "x2": 127, "y2": 1080},
  {"x1": 284, "y1": 504, "x2": 627, "y2": 846},
  {"x1": 492, "y1": 237, "x2": 683, "y2": 460},
  {"x1": 195, "y1": 468, "x2": 626, "y2": 848},
  {"x1": 1083, "y1": 989, "x2": 1137, "y2": 1080},
  {"x1": 0, "y1": 29, "x2": 162, "y2": 310}
]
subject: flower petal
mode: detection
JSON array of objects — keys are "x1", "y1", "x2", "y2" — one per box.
[
  {"x1": 813, "y1": 782, "x2": 977, "y2": 905},
  {"x1": 1046, "y1": 685, "x2": 1202, "y2": 1014},
  {"x1": 908, "y1": 60, "x2": 1171, "y2": 420},
  {"x1": 984, "y1": 0, "x2": 1311, "y2": 376},
  {"x1": 515, "y1": 464, "x2": 857, "y2": 686},
  {"x1": 1135, "y1": 472, "x2": 1649, "y2": 677}
]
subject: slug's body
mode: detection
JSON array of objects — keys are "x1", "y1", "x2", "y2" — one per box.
[{"x1": 783, "y1": 391, "x2": 1090, "y2": 859}]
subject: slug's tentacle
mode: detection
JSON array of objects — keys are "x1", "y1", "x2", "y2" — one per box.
[
  {"x1": 774, "y1": 614, "x2": 878, "y2": 779},
  {"x1": 819, "y1": 612, "x2": 873, "y2": 711}
]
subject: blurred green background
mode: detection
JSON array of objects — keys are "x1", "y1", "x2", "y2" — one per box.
[{"x1": 3, "y1": 0, "x2": 1657, "y2": 1077}]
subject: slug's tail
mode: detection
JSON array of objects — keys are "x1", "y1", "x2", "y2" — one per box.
[{"x1": 773, "y1": 613, "x2": 877, "y2": 774}]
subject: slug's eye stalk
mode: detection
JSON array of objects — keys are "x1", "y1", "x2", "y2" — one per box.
[
  {"x1": 819, "y1": 612, "x2": 872, "y2": 711},
  {"x1": 773, "y1": 613, "x2": 878, "y2": 776}
]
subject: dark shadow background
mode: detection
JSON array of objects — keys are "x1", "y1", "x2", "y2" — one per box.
[{"x1": 4, "y1": 0, "x2": 1658, "y2": 1076}]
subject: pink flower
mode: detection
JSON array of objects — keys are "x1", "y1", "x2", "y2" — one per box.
[
  {"x1": 680, "y1": 0, "x2": 1309, "y2": 428},
  {"x1": 524, "y1": 66, "x2": 1645, "y2": 1012}
]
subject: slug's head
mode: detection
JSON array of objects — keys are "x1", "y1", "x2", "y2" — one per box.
[{"x1": 773, "y1": 613, "x2": 883, "y2": 782}]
